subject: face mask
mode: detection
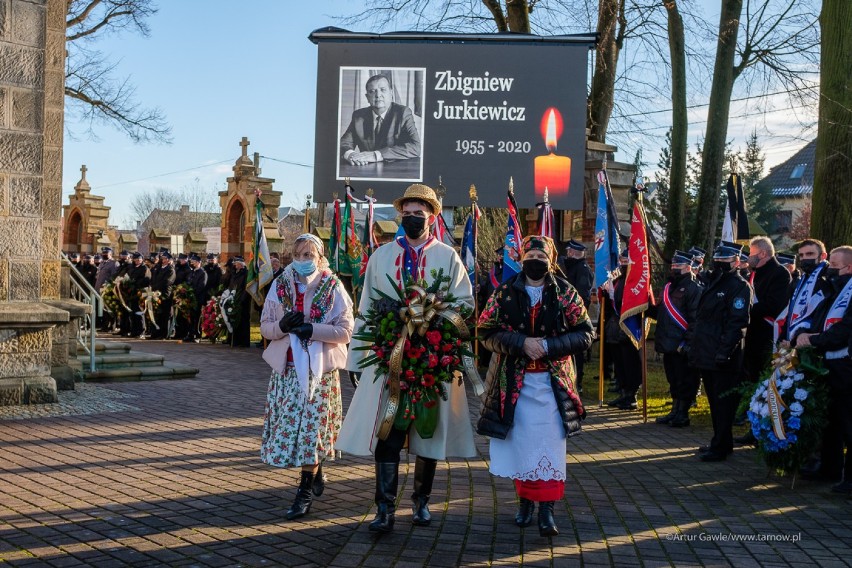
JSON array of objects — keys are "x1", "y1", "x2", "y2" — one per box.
[
  {"x1": 522, "y1": 259, "x2": 549, "y2": 280},
  {"x1": 799, "y1": 258, "x2": 818, "y2": 273},
  {"x1": 825, "y1": 267, "x2": 841, "y2": 279},
  {"x1": 101, "y1": 254, "x2": 109, "y2": 260},
  {"x1": 748, "y1": 255, "x2": 762, "y2": 268},
  {"x1": 401, "y1": 215, "x2": 428, "y2": 239},
  {"x1": 292, "y1": 259, "x2": 317, "y2": 276},
  {"x1": 670, "y1": 268, "x2": 686, "y2": 278},
  {"x1": 713, "y1": 261, "x2": 733, "y2": 273}
]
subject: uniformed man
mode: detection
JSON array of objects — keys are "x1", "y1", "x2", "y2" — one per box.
[
  {"x1": 182, "y1": 254, "x2": 207, "y2": 343},
  {"x1": 794, "y1": 245, "x2": 852, "y2": 495},
  {"x1": 80, "y1": 254, "x2": 98, "y2": 288},
  {"x1": 650, "y1": 250, "x2": 702, "y2": 427},
  {"x1": 560, "y1": 239, "x2": 593, "y2": 392},
  {"x1": 606, "y1": 250, "x2": 639, "y2": 410},
  {"x1": 228, "y1": 256, "x2": 251, "y2": 348},
  {"x1": 173, "y1": 253, "x2": 191, "y2": 338},
  {"x1": 204, "y1": 253, "x2": 223, "y2": 297},
  {"x1": 148, "y1": 251, "x2": 176, "y2": 340},
  {"x1": 95, "y1": 247, "x2": 121, "y2": 331},
  {"x1": 126, "y1": 252, "x2": 151, "y2": 338},
  {"x1": 68, "y1": 252, "x2": 81, "y2": 268},
  {"x1": 689, "y1": 241, "x2": 752, "y2": 461},
  {"x1": 689, "y1": 246, "x2": 711, "y2": 286}
]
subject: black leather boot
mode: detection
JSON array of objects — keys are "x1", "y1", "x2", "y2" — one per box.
[
  {"x1": 286, "y1": 470, "x2": 314, "y2": 520},
  {"x1": 607, "y1": 390, "x2": 626, "y2": 407},
  {"x1": 411, "y1": 456, "x2": 437, "y2": 526},
  {"x1": 368, "y1": 462, "x2": 398, "y2": 533},
  {"x1": 515, "y1": 498, "x2": 535, "y2": 527},
  {"x1": 538, "y1": 501, "x2": 558, "y2": 537},
  {"x1": 655, "y1": 399, "x2": 678, "y2": 424},
  {"x1": 670, "y1": 400, "x2": 691, "y2": 427},
  {"x1": 617, "y1": 391, "x2": 638, "y2": 410},
  {"x1": 312, "y1": 462, "x2": 326, "y2": 496}
]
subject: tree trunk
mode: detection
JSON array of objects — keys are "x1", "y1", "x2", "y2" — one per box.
[
  {"x1": 664, "y1": 0, "x2": 687, "y2": 258},
  {"x1": 690, "y1": 0, "x2": 743, "y2": 251},
  {"x1": 506, "y1": 0, "x2": 530, "y2": 32},
  {"x1": 588, "y1": 0, "x2": 621, "y2": 143},
  {"x1": 812, "y1": 0, "x2": 852, "y2": 248}
]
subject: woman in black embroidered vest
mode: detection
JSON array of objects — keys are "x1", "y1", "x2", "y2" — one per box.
[{"x1": 477, "y1": 235, "x2": 593, "y2": 537}]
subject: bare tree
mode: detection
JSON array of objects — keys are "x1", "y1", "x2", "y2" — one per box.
[
  {"x1": 662, "y1": 0, "x2": 687, "y2": 257},
  {"x1": 125, "y1": 180, "x2": 220, "y2": 235},
  {"x1": 811, "y1": 0, "x2": 852, "y2": 248},
  {"x1": 690, "y1": 0, "x2": 820, "y2": 250},
  {"x1": 66, "y1": 0, "x2": 172, "y2": 143}
]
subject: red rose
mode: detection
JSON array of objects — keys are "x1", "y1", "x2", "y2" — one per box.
[
  {"x1": 422, "y1": 374, "x2": 435, "y2": 387},
  {"x1": 428, "y1": 354, "x2": 439, "y2": 368},
  {"x1": 426, "y1": 330, "x2": 442, "y2": 345},
  {"x1": 440, "y1": 355, "x2": 453, "y2": 366},
  {"x1": 424, "y1": 399, "x2": 437, "y2": 409},
  {"x1": 443, "y1": 344, "x2": 453, "y2": 352}
]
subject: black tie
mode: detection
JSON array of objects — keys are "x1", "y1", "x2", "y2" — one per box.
[{"x1": 374, "y1": 115, "x2": 382, "y2": 139}]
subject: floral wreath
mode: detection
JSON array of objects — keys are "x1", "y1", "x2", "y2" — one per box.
[
  {"x1": 743, "y1": 347, "x2": 829, "y2": 476},
  {"x1": 201, "y1": 295, "x2": 226, "y2": 342}
]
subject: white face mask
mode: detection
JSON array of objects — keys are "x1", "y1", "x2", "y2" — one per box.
[{"x1": 292, "y1": 259, "x2": 317, "y2": 276}]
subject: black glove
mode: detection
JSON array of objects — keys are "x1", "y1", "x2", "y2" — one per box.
[
  {"x1": 292, "y1": 323, "x2": 313, "y2": 340},
  {"x1": 278, "y1": 311, "x2": 304, "y2": 333}
]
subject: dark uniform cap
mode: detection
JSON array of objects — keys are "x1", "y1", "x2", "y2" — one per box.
[
  {"x1": 739, "y1": 250, "x2": 750, "y2": 263},
  {"x1": 178, "y1": 253, "x2": 188, "y2": 260},
  {"x1": 119, "y1": 250, "x2": 129, "y2": 257},
  {"x1": 158, "y1": 247, "x2": 170, "y2": 255},
  {"x1": 566, "y1": 239, "x2": 586, "y2": 252},
  {"x1": 671, "y1": 250, "x2": 693, "y2": 265},
  {"x1": 189, "y1": 254, "x2": 201, "y2": 262},
  {"x1": 777, "y1": 252, "x2": 796, "y2": 265},
  {"x1": 130, "y1": 251, "x2": 143, "y2": 259},
  {"x1": 82, "y1": 254, "x2": 92, "y2": 260},
  {"x1": 232, "y1": 256, "x2": 245, "y2": 263},
  {"x1": 161, "y1": 251, "x2": 172, "y2": 259},
  {"x1": 688, "y1": 246, "x2": 706, "y2": 260},
  {"x1": 713, "y1": 240, "x2": 743, "y2": 259},
  {"x1": 206, "y1": 253, "x2": 218, "y2": 260},
  {"x1": 148, "y1": 253, "x2": 158, "y2": 261},
  {"x1": 101, "y1": 247, "x2": 113, "y2": 253}
]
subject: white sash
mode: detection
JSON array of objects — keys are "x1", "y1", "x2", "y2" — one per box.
[
  {"x1": 823, "y1": 277, "x2": 852, "y2": 360},
  {"x1": 786, "y1": 262, "x2": 827, "y2": 340}
]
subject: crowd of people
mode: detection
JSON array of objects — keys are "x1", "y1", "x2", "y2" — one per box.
[{"x1": 69, "y1": 183, "x2": 851, "y2": 539}]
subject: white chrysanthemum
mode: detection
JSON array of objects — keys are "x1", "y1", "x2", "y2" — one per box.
[
  {"x1": 789, "y1": 401, "x2": 804, "y2": 415},
  {"x1": 793, "y1": 388, "x2": 808, "y2": 401}
]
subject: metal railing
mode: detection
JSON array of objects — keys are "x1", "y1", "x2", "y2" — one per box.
[{"x1": 60, "y1": 253, "x2": 108, "y2": 372}]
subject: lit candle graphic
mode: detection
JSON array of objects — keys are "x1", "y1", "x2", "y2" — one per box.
[{"x1": 534, "y1": 108, "x2": 571, "y2": 200}]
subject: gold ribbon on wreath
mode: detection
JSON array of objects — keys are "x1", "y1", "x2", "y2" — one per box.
[
  {"x1": 113, "y1": 275, "x2": 131, "y2": 311},
  {"x1": 140, "y1": 287, "x2": 161, "y2": 330},
  {"x1": 766, "y1": 348, "x2": 797, "y2": 441},
  {"x1": 377, "y1": 286, "x2": 485, "y2": 440}
]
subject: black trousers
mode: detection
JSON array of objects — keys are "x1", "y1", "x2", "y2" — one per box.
[
  {"x1": 821, "y1": 361, "x2": 852, "y2": 481},
  {"x1": 744, "y1": 325, "x2": 774, "y2": 383},
  {"x1": 618, "y1": 340, "x2": 642, "y2": 393},
  {"x1": 185, "y1": 306, "x2": 201, "y2": 339},
  {"x1": 374, "y1": 426, "x2": 438, "y2": 468},
  {"x1": 232, "y1": 303, "x2": 251, "y2": 347},
  {"x1": 663, "y1": 351, "x2": 701, "y2": 402},
  {"x1": 153, "y1": 299, "x2": 172, "y2": 338},
  {"x1": 702, "y1": 366, "x2": 742, "y2": 453}
]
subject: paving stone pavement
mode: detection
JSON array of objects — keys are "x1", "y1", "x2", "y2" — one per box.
[{"x1": 1, "y1": 337, "x2": 850, "y2": 567}]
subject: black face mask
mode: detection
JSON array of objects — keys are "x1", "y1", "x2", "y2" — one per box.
[
  {"x1": 401, "y1": 215, "x2": 427, "y2": 239},
  {"x1": 522, "y1": 259, "x2": 549, "y2": 280},
  {"x1": 825, "y1": 267, "x2": 841, "y2": 279},
  {"x1": 799, "y1": 258, "x2": 818, "y2": 273},
  {"x1": 713, "y1": 261, "x2": 734, "y2": 273}
]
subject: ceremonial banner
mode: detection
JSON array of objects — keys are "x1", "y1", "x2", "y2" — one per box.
[
  {"x1": 721, "y1": 173, "x2": 749, "y2": 243},
  {"x1": 619, "y1": 202, "x2": 653, "y2": 348},
  {"x1": 460, "y1": 203, "x2": 480, "y2": 286},
  {"x1": 593, "y1": 171, "x2": 621, "y2": 288},
  {"x1": 246, "y1": 198, "x2": 273, "y2": 306},
  {"x1": 329, "y1": 198, "x2": 343, "y2": 272},
  {"x1": 537, "y1": 193, "x2": 555, "y2": 239},
  {"x1": 502, "y1": 187, "x2": 523, "y2": 282}
]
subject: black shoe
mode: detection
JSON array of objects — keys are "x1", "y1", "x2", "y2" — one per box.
[
  {"x1": 617, "y1": 394, "x2": 638, "y2": 410},
  {"x1": 515, "y1": 498, "x2": 535, "y2": 528},
  {"x1": 411, "y1": 456, "x2": 437, "y2": 526},
  {"x1": 699, "y1": 450, "x2": 729, "y2": 462},
  {"x1": 607, "y1": 392, "x2": 626, "y2": 407},
  {"x1": 286, "y1": 471, "x2": 314, "y2": 520},
  {"x1": 669, "y1": 400, "x2": 691, "y2": 427},
  {"x1": 368, "y1": 462, "x2": 398, "y2": 533},
  {"x1": 655, "y1": 400, "x2": 677, "y2": 424},
  {"x1": 538, "y1": 501, "x2": 558, "y2": 537},
  {"x1": 312, "y1": 462, "x2": 326, "y2": 496},
  {"x1": 697, "y1": 446, "x2": 732, "y2": 456},
  {"x1": 830, "y1": 480, "x2": 852, "y2": 495},
  {"x1": 734, "y1": 432, "x2": 756, "y2": 446}
]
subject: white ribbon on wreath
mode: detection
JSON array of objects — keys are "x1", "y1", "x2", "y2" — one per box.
[
  {"x1": 113, "y1": 275, "x2": 131, "y2": 311},
  {"x1": 219, "y1": 289, "x2": 235, "y2": 333},
  {"x1": 139, "y1": 287, "x2": 161, "y2": 330}
]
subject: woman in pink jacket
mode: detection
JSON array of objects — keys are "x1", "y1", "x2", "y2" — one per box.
[{"x1": 259, "y1": 234, "x2": 354, "y2": 520}]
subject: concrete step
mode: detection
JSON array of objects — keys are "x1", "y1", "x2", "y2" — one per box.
[
  {"x1": 81, "y1": 361, "x2": 200, "y2": 382},
  {"x1": 76, "y1": 340, "x2": 131, "y2": 355},
  {"x1": 90, "y1": 352, "x2": 166, "y2": 369}
]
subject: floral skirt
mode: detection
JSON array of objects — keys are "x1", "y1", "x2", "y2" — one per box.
[{"x1": 260, "y1": 366, "x2": 342, "y2": 468}]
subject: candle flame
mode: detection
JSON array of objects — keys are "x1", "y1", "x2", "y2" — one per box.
[{"x1": 545, "y1": 109, "x2": 558, "y2": 153}]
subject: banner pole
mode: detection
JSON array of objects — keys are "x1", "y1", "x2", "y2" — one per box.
[
  {"x1": 598, "y1": 292, "x2": 605, "y2": 408},
  {"x1": 470, "y1": 185, "x2": 479, "y2": 361},
  {"x1": 641, "y1": 311, "x2": 648, "y2": 423}
]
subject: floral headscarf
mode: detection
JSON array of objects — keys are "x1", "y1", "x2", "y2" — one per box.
[
  {"x1": 293, "y1": 233, "x2": 330, "y2": 272},
  {"x1": 521, "y1": 235, "x2": 557, "y2": 267}
]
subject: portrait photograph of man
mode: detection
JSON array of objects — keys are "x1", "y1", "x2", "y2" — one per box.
[{"x1": 337, "y1": 67, "x2": 425, "y2": 182}]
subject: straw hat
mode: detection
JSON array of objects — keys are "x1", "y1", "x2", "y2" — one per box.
[{"x1": 392, "y1": 184, "x2": 442, "y2": 215}]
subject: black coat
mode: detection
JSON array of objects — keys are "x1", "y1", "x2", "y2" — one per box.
[
  {"x1": 649, "y1": 272, "x2": 702, "y2": 354},
  {"x1": 203, "y1": 264, "x2": 223, "y2": 295},
  {"x1": 810, "y1": 274, "x2": 852, "y2": 392},
  {"x1": 688, "y1": 269, "x2": 752, "y2": 371},
  {"x1": 229, "y1": 267, "x2": 249, "y2": 305},
  {"x1": 186, "y1": 267, "x2": 208, "y2": 305},
  {"x1": 560, "y1": 257, "x2": 593, "y2": 307},
  {"x1": 127, "y1": 263, "x2": 151, "y2": 294},
  {"x1": 151, "y1": 264, "x2": 176, "y2": 298},
  {"x1": 174, "y1": 262, "x2": 190, "y2": 286},
  {"x1": 748, "y1": 257, "x2": 791, "y2": 333},
  {"x1": 80, "y1": 263, "x2": 98, "y2": 288},
  {"x1": 476, "y1": 272, "x2": 594, "y2": 440}
]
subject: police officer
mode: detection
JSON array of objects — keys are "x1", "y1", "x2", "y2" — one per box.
[
  {"x1": 183, "y1": 254, "x2": 207, "y2": 343},
  {"x1": 560, "y1": 239, "x2": 593, "y2": 392},
  {"x1": 606, "y1": 250, "x2": 639, "y2": 409},
  {"x1": 794, "y1": 245, "x2": 852, "y2": 494},
  {"x1": 148, "y1": 252, "x2": 176, "y2": 340},
  {"x1": 688, "y1": 247, "x2": 711, "y2": 286},
  {"x1": 173, "y1": 253, "x2": 191, "y2": 338},
  {"x1": 126, "y1": 252, "x2": 151, "y2": 338},
  {"x1": 95, "y1": 247, "x2": 120, "y2": 331},
  {"x1": 688, "y1": 241, "x2": 752, "y2": 461},
  {"x1": 228, "y1": 256, "x2": 251, "y2": 348},
  {"x1": 650, "y1": 250, "x2": 702, "y2": 427}
]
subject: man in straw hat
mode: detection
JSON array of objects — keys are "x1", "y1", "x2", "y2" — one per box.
[{"x1": 337, "y1": 183, "x2": 476, "y2": 533}]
